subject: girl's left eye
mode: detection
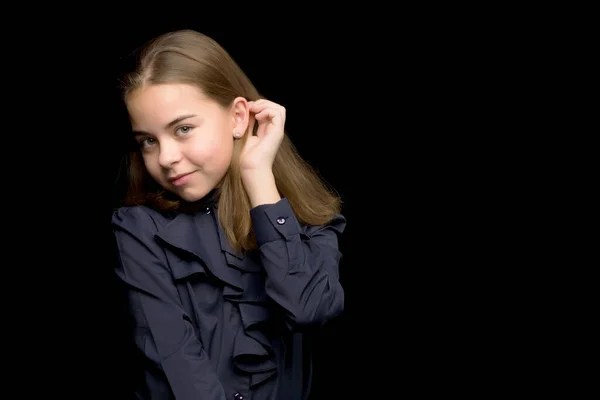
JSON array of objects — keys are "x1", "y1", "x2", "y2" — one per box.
[{"x1": 176, "y1": 126, "x2": 192, "y2": 136}]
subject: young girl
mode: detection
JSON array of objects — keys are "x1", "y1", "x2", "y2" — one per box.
[{"x1": 111, "y1": 29, "x2": 346, "y2": 400}]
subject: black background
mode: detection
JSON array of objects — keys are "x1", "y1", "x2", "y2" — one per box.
[{"x1": 6, "y1": 9, "x2": 514, "y2": 399}]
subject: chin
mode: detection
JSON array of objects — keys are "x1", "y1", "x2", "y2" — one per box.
[{"x1": 176, "y1": 188, "x2": 212, "y2": 203}]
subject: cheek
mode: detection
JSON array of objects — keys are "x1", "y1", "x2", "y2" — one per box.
[
  {"x1": 141, "y1": 154, "x2": 162, "y2": 178},
  {"x1": 192, "y1": 133, "x2": 233, "y2": 164}
]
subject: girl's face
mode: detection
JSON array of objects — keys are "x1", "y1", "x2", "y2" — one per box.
[{"x1": 126, "y1": 83, "x2": 249, "y2": 202}]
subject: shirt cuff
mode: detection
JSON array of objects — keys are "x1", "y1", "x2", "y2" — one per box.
[{"x1": 250, "y1": 198, "x2": 302, "y2": 245}]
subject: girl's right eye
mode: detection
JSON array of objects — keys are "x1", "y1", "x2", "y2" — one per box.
[{"x1": 139, "y1": 137, "x2": 156, "y2": 148}]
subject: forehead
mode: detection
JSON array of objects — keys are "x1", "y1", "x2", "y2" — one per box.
[{"x1": 126, "y1": 83, "x2": 217, "y2": 128}]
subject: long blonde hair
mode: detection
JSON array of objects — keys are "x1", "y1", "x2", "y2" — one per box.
[{"x1": 119, "y1": 29, "x2": 342, "y2": 252}]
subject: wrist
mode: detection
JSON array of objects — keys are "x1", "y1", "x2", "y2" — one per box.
[{"x1": 241, "y1": 169, "x2": 281, "y2": 207}]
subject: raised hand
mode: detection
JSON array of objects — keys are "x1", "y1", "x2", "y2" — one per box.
[
  {"x1": 239, "y1": 99, "x2": 286, "y2": 207},
  {"x1": 239, "y1": 99, "x2": 286, "y2": 174}
]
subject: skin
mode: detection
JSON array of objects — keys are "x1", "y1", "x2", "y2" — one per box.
[{"x1": 126, "y1": 83, "x2": 284, "y2": 207}]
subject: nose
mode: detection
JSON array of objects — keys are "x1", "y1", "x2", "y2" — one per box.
[{"x1": 157, "y1": 140, "x2": 182, "y2": 168}]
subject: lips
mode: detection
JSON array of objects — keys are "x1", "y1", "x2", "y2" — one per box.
[
  {"x1": 169, "y1": 172, "x2": 193, "y2": 182},
  {"x1": 168, "y1": 171, "x2": 196, "y2": 186}
]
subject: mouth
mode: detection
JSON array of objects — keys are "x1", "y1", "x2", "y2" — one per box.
[{"x1": 169, "y1": 171, "x2": 195, "y2": 186}]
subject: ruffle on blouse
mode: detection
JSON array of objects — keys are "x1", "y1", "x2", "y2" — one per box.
[
  {"x1": 223, "y1": 255, "x2": 278, "y2": 388},
  {"x1": 157, "y1": 210, "x2": 278, "y2": 388}
]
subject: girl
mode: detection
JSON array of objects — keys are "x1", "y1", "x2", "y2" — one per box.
[{"x1": 112, "y1": 29, "x2": 346, "y2": 400}]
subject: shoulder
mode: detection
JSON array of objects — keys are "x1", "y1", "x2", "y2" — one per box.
[{"x1": 112, "y1": 205, "x2": 171, "y2": 233}]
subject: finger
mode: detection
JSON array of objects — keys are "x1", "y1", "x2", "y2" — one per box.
[
  {"x1": 254, "y1": 111, "x2": 283, "y2": 136},
  {"x1": 254, "y1": 108, "x2": 276, "y2": 121},
  {"x1": 254, "y1": 106, "x2": 285, "y2": 123},
  {"x1": 247, "y1": 116, "x2": 257, "y2": 136},
  {"x1": 249, "y1": 98, "x2": 270, "y2": 106},
  {"x1": 249, "y1": 99, "x2": 285, "y2": 115}
]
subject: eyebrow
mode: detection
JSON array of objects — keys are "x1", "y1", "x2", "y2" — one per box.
[{"x1": 132, "y1": 114, "x2": 198, "y2": 135}]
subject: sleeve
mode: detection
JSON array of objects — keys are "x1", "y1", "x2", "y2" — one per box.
[
  {"x1": 112, "y1": 207, "x2": 227, "y2": 400},
  {"x1": 249, "y1": 198, "x2": 346, "y2": 330}
]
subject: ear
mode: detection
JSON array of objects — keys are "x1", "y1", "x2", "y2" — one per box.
[{"x1": 230, "y1": 97, "x2": 250, "y2": 139}]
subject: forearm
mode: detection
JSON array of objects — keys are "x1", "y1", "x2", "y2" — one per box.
[{"x1": 250, "y1": 199, "x2": 345, "y2": 329}]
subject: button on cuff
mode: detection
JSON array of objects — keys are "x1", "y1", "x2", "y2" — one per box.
[{"x1": 250, "y1": 198, "x2": 302, "y2": 244}]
